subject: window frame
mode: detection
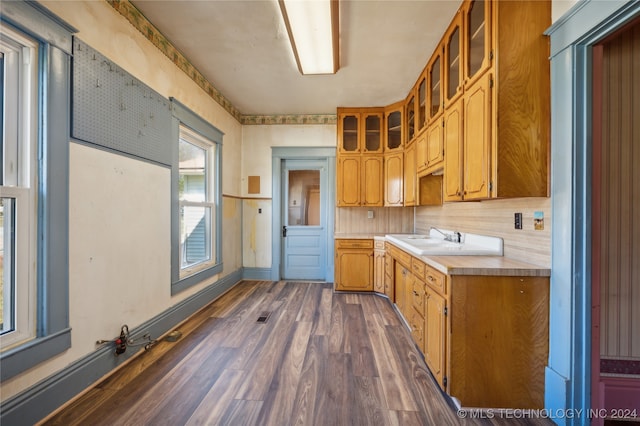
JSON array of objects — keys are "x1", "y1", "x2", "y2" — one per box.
[
  {"x1": 1, "y1": 26, "x2": 39, "y2": 348},
  {"x1": 170, "y1": 99, "x2": 223, "y2": 294},
  {"x1": 0, "y1": 2, "x2": 74, "y2": 382}
]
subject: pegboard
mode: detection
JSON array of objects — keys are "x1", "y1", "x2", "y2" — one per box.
[{"x1": 72, "y1": 39, "x2": 172, "y2": 166}]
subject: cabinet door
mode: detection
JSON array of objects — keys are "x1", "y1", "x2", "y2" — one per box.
[
  {"x1": 335, "y1": 249, "x2": 373, "y2": 291},
  {"x1": 443, "y1": 97, "x2": 463, "y2": 201},
  {"x1": 416, "y1": 131, "x2": 428, "y2": 173},
  {"x1": 463, "y1": 73, "x2": 492, "y2": 200},
  {"x1": 362, "y1": 112, "x2": 383, "y2": 154},
  {"x1": 464, "y1": 0, "x2": 492, "y2": 87},
  {"x1": 394, "y1": 263, "x2": 409, "y2": 313},
  {"x1": 406, "y1": 93, "x2": 415, "y2": 143},
  {"x1": 425, "y1": 287, "x2": 447, "y2": 389},
  {"x1": 384, "y1": 102, "x2": 404, "y2": 152},
  {"x1": 425, "y1": 118, "x2": 444, "y2": 172},
  {"x1": 373, "y1": 249, "x2": 385, "y2": 293},
  {"x1": 384, "y1": 153, "x2": 403, "y2": 206},
  {"x1": 428, "y1": 51, "x2": 443, "y2": 121},
  {"x1": 338, "y1": 113, "x2": 360, "y2": 153},
  {"x1": 444, "y1": 12, "x2": 463, "y2": 104},
  {"x1": 337, "y1": 155, "x2": 361, "y2": 206},
  {"x1": 417, "y1": 75, "x2": 427, "y2": 133},
  {"x1": 404, "y1": 142, "x2": 416, "y2": 206},
  {"x1": 361, "y1": 155, "x2": 383, "y2": 206}
]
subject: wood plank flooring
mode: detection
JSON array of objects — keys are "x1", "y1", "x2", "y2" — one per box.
[{"x1": 43, "y1": 281, "x2": 553, "y2": 426}]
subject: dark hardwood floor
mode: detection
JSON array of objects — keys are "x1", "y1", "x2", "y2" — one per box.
[{"x1": 43, "y1": 281, "x2": 554, "y2": 426}]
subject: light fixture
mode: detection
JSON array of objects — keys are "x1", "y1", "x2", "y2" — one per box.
[{"x1": 279, "y1": 0, "x2": 340, "y2": 75}]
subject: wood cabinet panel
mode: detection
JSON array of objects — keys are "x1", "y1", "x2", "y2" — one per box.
[
  {"x1": 374, "y1": 248, "x2": 385, "y2": 293},
  {"x1": 337, "y1": 155, "x2": 361, "y2": 206},
  {"x1": 362, "y1": 155, "x2": 384, "y2": 206},
  {"x1": 425, "y1": 118, "x2": 444, "y2": 173},
  {"x1": 443, "y1": 97, "x2": 464, "y2": 201},
  {"x1": 403, "y1": 141, "x2": 416, "y2": 206},
  {"x1": 463, "y1": 72, "x2": 492, "y2": 200},
  {"x1": 384, "y1": 152, "x2": 403, "y2": 206},
  {"x1": 449, "y1": 275, "x2": 549, "y2": 408},
  {"x1": 425, "y1": 287, "x2": 447, "y2": 389},
  {"x1": 334, "y1": 240, "x2": 373, "y2": 292}
]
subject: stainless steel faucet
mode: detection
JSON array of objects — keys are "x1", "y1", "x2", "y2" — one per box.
[{"x1": 430, "y1": 226, "x2": 462, "y2": 243}]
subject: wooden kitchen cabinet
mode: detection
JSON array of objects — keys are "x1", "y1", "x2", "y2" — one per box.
[
  {"x1": 448, "y1": 275, "x2": 549, "y2": 409},
  {"x1": 403, "y1": 140, "x2": 417, "y2": 206},
  {"x1": 417, "y1": 115, "x2": 444, "y2": 175},
  {"x1": 384, "y1": 152, "x2": 403, "y2": 206},
  {"x1": 444, "y1": 11, "x2": 464, "y2": 105},
  {"x1": 427, "y1": 49, "x2": 443, "y2": 122},
  {"x1": 373, "y1": 239, "x2": 385, "y2": 294},
  {"x1": 462, "y1": 71, "x2": 492, "y2": 200},
  {"x1": 443, "y1": 97, "x2": 464, "y2": 201},
  {"x1": 405, "y1": 92, "x2": 415, "y2": 144},
  {"x1": 334, "y1": 239, "x2": 374, "y2": 292},
  {"x1": 337, "y1": 108, "x2": 385, "y2": 207},
  {"x1": 384, "y1": 101, "x2": 404, "y2": 152},
  {"x1": 386, "y1": 241, "x2": 549, "y2": 409},
  {"x1": 361, "y1": 155, "x2": 384, "y2": 206},
  {"x1": 336, "y1": 155, "x2": 361, "y2": 206},
  {"x1": 384, "y1": 243, "x2": 395, "y2": 300},
  {"x1": 338, "y1": 108, "x2": 383, "y2": 154},
  {"x1": 446, "y1": 0, "x2": 550, "y2": 200}
]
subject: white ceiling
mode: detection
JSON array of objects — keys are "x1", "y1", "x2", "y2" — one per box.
[{"x1": 131, "y1": 0, "x2": 463, "y2": 116}]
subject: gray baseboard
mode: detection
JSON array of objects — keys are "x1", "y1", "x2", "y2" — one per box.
[
  {"x1": 0, "y1": 269, "x2": 242, "y2": 426},
  {"x1": 242, "y1": 267, "x2": 273, "y2": 280}
]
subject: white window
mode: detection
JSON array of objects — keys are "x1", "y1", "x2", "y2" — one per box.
[
  {"x1": 1, "y1": 26, "x2": 39, "y2": 348},
  {"x1": 178, "y1": 125, "x2": 217, "y2": 278}
]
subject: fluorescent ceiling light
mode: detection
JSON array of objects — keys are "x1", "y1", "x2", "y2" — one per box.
[{"x1": 279, "y1": 0, "x2": 340, "y2": 75}]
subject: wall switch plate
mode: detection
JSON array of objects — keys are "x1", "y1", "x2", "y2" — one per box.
[
  {"x1": 515, "y1": 212, "x2": 523, "y2": 229},
  {"x1": 367, "y1": 210, "x2": 374, "y2": 219}
]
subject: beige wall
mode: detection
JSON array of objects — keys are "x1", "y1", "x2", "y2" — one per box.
[
  {"x1": 241, "y1": 125, "x2": 336, "y2": 268},
  {"x1": 2, "y1": 1, "x2": 243, "y2": 400}
]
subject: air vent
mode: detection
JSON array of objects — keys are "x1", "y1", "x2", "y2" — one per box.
[{"x1": 257, "y1": 311, "x2": 272, "y2": 323}]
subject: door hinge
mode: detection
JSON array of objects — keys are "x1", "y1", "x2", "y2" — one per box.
[
  {"x1": 443, "y1": 376, "x2": 448, "y2": 388},
  {"x1": 490, "y1": 50, "x2": 494, "y2": 60},
  {"x1": 490, "y1": 77, "x2": 494, "y2": 89},
  {"x1": 444, "y1": 306, "x2": 448, "y2": 316},
  {"x1": 489, "y1": 181, "x2": 493, "y2": 192}
]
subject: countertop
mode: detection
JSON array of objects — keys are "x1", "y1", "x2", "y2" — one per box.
[{"x1": 335, "y1": 234, "x2": 550, "y2": 277}]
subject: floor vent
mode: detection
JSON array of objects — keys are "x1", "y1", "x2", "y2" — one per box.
[{"x1": 257, "y1": 311, "x2": 271, "y2": 323}]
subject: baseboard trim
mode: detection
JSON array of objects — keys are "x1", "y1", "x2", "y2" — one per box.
[
  {"x1": 242, "y1": 267, "x2": 273, "y2": 280},
  {"x1": 0, "y1": 269, "x2": 242, "y2": 426}
]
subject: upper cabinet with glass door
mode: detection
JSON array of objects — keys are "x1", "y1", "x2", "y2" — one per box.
[
  {"x1": 337, "y1": 108, "x2": 384, "y2": 154},
  {"x1": 427, "y1": 50, "x2": 443, "y2": 121},
  {"x1": 444, "y1": 10, "x2": 464, "y2": 105},
  {"x1": 405, "y1": 92, "x2": 415, "y2": 144},
  {"x1": 464, "y1": 0, "x2": 492, "y2": 87},
  {"x1": 384, "y1": 101, "x2": 404, "y2": 152},
  {"x1": 417, "y1": 74, "x2": 427, "y2": 134}
]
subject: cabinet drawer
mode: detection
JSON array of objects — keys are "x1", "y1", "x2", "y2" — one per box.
[
  {"x1": 408, "y1": 307, "x2": 425, "y2": 353},
  {"x1": 411, "y1": 257, "x2": 425, "y2": 279},
  {"x1": 424, "y1": 264, "x2": 446, "y2": 295},
  {"x1": 374, "y1": 239, "x2": 385, "y2": 249},
  {"x1": 387, "y1": 243, "x2": 412, "y2": 268},
  {"x1": 336, "y1": 239, "x2": 374, "y2": 249}
]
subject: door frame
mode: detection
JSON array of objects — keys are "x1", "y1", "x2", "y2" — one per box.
[
  {"x1": 271, "y1": 147, "x2": 336, "y2": 282},
  {"x1": 545, "y1": 1, "x2": 640, "y2": 423}
]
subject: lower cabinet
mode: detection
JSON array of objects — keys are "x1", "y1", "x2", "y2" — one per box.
[
  {"x1": 386, "y1": 242, "x2": 549, "y2": 410},
  {"x1": 334, "y1": 239, "x2": 374, "y2": 291},
  {"x1": 373, "y1": 240, "x2": 385, "y2": 293}
]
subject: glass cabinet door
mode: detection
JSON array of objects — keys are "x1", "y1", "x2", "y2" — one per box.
[
  {"x1": 466, "y1": 0, "x2": 491, "y2": 83},
  {"x1": 406, "y1": 95, "x2": 415, "y2": 142},
  {"x1": 386, "y1": 108, "x2": 402, "y2": 151},
  {"x1": 418, "y1": 77, "x2": 426, "y2": 131},
  {"x1": 341, "y1": 114, "x2": 359, "y2": 152},
  {"x1": 363, "y1": 113, "x2": 382, "y2": 153},
  {"x1": 445, "y1": 16, "x2": 463, "y2": 103},
  {"x1": 429, "y1": 55, "x2": 441, "y2": 119}
]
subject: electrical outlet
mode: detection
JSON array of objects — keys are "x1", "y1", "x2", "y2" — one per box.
[
  {"x1": 367, "y1": 210, "x2": 374, "y2": 219},
  {"x1": 514, "y1": 212, "x2": 523, "y2": 229}
]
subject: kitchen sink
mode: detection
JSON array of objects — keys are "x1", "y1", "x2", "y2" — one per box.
[{"x1": 385, "y1": 230, "x2": 503, "y2": 256}]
